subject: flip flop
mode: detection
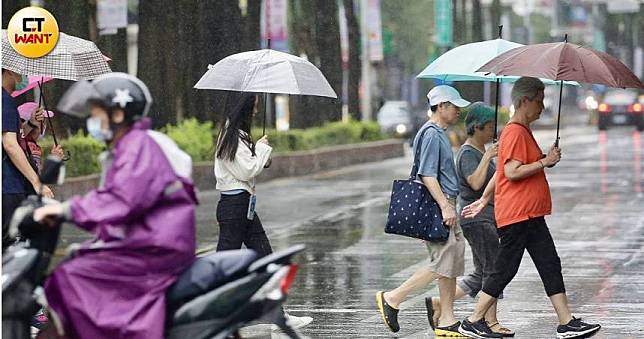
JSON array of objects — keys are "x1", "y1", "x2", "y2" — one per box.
[
  {"x1": 425, "y1": 297, "x2": 436, "y2": 330},
  {"x1": 488, "y1": 321, "x2": 516, "y2": 337}
]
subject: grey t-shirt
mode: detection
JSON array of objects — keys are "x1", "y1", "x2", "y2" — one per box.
[
  {"x1": 412, "y1": 122, "x2": 459, "y2": 197},
  {"x1": 456, "y1": 144, "x2": 496, "y2": 225}
]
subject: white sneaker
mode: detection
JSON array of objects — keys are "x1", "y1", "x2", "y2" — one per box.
[{"x1": 271, "y1": 313, "x2": 313, "y2": 331}]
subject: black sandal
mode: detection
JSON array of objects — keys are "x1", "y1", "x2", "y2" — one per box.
[
  {"x1": 425, "y1": 297, "x2": 436, "y2": 330},
  {"x1": 376, "y1": 291, "x2": 400, "y2": 332},
  {"x1": 487, "y1": 321, "x2": 515, "y2": 337}
]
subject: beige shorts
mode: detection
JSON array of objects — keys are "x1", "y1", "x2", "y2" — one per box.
[{"x1": 425, "y1": 198, "x2": 465, "y2": 278}]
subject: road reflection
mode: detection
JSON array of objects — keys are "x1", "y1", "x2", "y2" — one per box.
[{"x1": 632, "y1": 130, "x2": 641, "y2": 193}]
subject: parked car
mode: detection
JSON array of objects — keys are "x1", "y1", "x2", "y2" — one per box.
[
  {"x1": 376, "y1": 101, "x2": 414, "y2": 137},
  {"x1": 597, "y1": 89, "x2": 643, "y2": 131}
]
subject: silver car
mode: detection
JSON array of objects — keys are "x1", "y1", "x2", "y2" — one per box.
[{"x1": 377, "y1": 101, "x2": 414, "y2": 137}]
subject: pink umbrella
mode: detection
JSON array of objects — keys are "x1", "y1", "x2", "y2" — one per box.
[{"x1": 11, "y1": 76, "x2": 54, "y2": 97}]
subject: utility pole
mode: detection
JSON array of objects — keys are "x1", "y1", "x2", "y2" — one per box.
[{"x1": 360, "y1": 0, "x2": 372, "y2": 121}]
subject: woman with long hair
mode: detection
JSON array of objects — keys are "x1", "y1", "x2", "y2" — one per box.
[
  {"x1": 214, "y1": 94, "x2": 273, "y2": 255},
  {"x1": 214, "y1": 94, "x2": 313, "y2": 330}
]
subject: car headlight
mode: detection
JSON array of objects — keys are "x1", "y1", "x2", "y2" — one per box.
[
  {"x1": 585, "y1": 96, "x2": 598, "y2": 110},
  {"x1": 396, "y1": 124, "x2": 407, "y2": 134}
]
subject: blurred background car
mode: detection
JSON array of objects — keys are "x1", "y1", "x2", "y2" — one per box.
[
  {"x1": 376, "y1": 100, "x2": 414, "y2": 138},
  {"x1": 596, "y1": 89, "x2": 643, "y2": 131}
]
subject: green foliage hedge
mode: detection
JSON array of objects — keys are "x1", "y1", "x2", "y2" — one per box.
[
  {"x1": 39, "y1": 119, "x2": 387, "y2": 177},
  {"x1": 161, "y1": 118, "x2": 214, "y2": 162},
  {"x1": 40, "y1": 132, "x2": 104, "y2": 178}
]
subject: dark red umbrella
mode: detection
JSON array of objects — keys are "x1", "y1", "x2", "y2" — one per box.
[
  {"x1": 478, "y1": 36, "x2": 643, "y2": 146},
  {"x1": 478, "y1": 40, "x2": 642, "y2": 88}
]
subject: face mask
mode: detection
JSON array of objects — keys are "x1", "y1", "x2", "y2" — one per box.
[
  {"x1": 86, "y1": 116, "x2": 113, "y2": 143},
  {"x1": 15, "y1": 74, "x2": 29, "y2": 91}
]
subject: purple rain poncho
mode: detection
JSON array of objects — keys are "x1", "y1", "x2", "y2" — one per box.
[{"x1": 44, "y1": 119, "x2": 197, "y2": 339}]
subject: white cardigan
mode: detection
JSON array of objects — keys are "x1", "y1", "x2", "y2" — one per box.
[{"x1": 214, "y1": 135, "x2": 272, "y2": 194}]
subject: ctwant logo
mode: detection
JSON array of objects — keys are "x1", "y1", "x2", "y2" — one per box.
[{"x1": 7, "y1": 7, "x2": 59, "y2": 58}]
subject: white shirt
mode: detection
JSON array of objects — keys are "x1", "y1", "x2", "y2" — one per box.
[{"x1": 214, "y1": 134, "x2": 272, "y2": 194}]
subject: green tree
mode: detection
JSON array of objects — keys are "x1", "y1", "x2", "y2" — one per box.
[{"x1": 381, "y1": 1, "x2": 434, "y2": 78}]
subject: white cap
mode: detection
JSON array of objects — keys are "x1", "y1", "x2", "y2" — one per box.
[{"x1": 427, "y1": 85, "x2": 470, "y2": 108}]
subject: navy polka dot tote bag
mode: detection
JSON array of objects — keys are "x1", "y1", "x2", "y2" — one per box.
[{"x1": 385, "y1": 127, "x2": 449, "y2": 242}]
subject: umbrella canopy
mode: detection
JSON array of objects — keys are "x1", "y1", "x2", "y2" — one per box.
[
  {"x1": 11, "y1": 75, "x2": 53, "y2": 97},
  {"x1": 2, "y1": 30, "x2": 111, "y2": 81},
  {"x1": 418, "y1": 38, "x2": 523, "y2": 82},
  {"x1": 194, "y1": 49, "x2": 337, "y2": 98},
  {"x1": 417, "y1": 38, "x2": 578, "y2": 86},
  {"x1": 477, "y1": 42, "x2": 643, "y2": 89}
]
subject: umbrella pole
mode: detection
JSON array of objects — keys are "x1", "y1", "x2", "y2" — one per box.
[
  {"x1": 555, "y1": 79, "x2": 563, "y2": 148},
  {"x1": 263, "y1": 93, "x2": 269, "y2": 136},
  {"x1": 37, "y1": 80, "x2": 59, "y2": 146},
  {"x1": 263, "y1": 38, "x2": 272, "y2": 136},
  {"x1": 494, "y1": 78, "x2": 500, "y2": 142}
]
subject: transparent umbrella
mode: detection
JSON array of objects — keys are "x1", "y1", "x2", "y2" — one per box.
[{"x1": 194, "y1": 48, "x2": 337, "y2": 134}]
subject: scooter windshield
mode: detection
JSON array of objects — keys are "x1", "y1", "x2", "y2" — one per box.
[{"x1": 56, "y1": 80, "x2": 102, "y2": 118}]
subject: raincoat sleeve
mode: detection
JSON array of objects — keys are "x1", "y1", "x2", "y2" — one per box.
[
  {"x1": 69, "y1": 139, "x2": 174, "y2": 232},
  {"x1": 221, "y1": 140, "x2": 272, "y2": 182}
]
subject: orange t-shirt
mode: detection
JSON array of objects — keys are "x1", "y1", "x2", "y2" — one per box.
[{"x1": 495, "y1": 123, "x2": 552, "y2": 227}]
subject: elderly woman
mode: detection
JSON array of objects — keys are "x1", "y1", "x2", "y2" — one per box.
[{"x1": 426, "y1": 102, "x2": 514, "y2": 337}]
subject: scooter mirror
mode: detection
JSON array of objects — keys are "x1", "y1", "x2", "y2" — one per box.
[{"x1": 40, "y1": 156, "x2": 65, "y2": 185}]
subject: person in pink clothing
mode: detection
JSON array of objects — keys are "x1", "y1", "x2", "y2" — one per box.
[
  {"x1": 18, "y1": 102, "x2": 64, "y2": 172},
  {"x1": 33, "y1": 73, "x2": 197, "y2": 339}
]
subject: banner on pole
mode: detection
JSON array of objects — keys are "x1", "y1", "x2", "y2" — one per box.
[
  {"x1": 366, "y1": 0, "x2": 383, "y2": 62},
  {"x1": 97, "y1": 0, "x2": 127, "y2": 31},
  {"x1": 434, "y1": 0, "x2": 452, "y2": 47},
  {"x1": 261, "y1": 0, "x2": 289, "y2": 52}
]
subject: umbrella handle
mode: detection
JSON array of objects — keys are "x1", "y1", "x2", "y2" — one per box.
[
  {"x1": 554, "y1": 79, "x2": 563, "y2": 148},
  {"x1": 62, "y1": 150, "x2": 71, "y2": 162}
]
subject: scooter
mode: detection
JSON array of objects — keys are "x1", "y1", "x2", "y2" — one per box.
[{"x1": 2, "y1": 157, "x2": 305, "y2": 339}]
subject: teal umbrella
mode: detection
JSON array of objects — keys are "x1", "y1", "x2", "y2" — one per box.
[{"x1": 417, "y1": 26, "x2": 578, "y2": 140}]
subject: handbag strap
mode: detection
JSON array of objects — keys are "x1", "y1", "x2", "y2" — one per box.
[{"x1": 409, "y1": 123, "x2": 441, "y2": 180}]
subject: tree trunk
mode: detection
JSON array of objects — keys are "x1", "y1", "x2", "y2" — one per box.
[
  {"x1": 42, "y1": 1, "x2": 93, "y2": 136},
  {"x1": 343, "y1": 0, "x2": 361, "y2": 120},
  {"x1": 472, "y1": 0, "x2": 483, "y2": 42},
  {"x1": 459, "y1": 0, "x2": 468, "y2": 43},
  {"x1": 289, "y1": 0, "x2": 321, "y2": 128},
  {"x1": 311, "y1": 0, "x2": 342, "y2": 122},
  {"x1": 194, "y1": 0, "x2": 243, "y2": 126},
  {"x1": 490, "y1": 0, "x2": 501, "y2": 38},
  {"x1": 138, "y1": 0, "x2": 174, "y2": 127},
  {"x1": 97, "y1": 30, "x2": 128, "y2": 73},
  {"x1": 242, "y1": 0, "x2": 261, "y2": 52},
  {"x1": 2, "y1": 0, "x2": 30, "y2": 27}
]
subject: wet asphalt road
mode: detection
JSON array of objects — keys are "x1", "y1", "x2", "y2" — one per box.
[
  {"x1": 57, "y1": 124, "x2": 643, "y2": 338},
  {"x1": 223, "y1": 125, "x2": 644, "y2": 338}
]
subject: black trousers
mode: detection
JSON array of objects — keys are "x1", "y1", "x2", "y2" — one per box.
[
  {"x1": 2, "y1": 193, "x2": 25, "y2": 251},
  {"x1": 482, "y1": 217, "x2": 566, "y2": 298},
  {"x1": 216, "y1": 191, "x2": 273, "y2": 257}
]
